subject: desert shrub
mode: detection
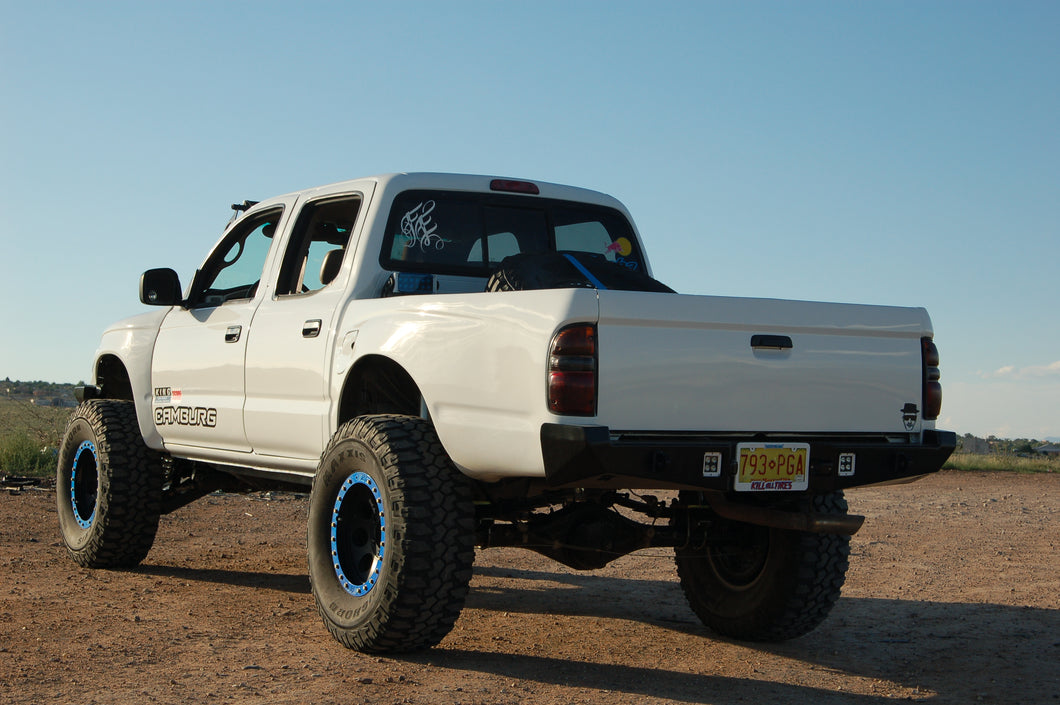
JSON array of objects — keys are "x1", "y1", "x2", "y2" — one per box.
[
  {"x1": 943, "y1": 452, "x2": 1058, "y2": 474},
  {"x1": 0, "y1": 433, "x2": 56, "y2": 477}
]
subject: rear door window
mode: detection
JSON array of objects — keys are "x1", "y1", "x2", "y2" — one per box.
[{"x1": 275, "y1": 196, "x2": 361, "y2": 295}]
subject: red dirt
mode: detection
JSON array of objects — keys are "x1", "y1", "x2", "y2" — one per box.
[{"x1": 2, "y1": 470, "x2": 1057, "y2": 704}]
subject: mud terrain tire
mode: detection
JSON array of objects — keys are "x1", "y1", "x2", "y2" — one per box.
[
  {"x1": 55, "y1": 400, "x2": 163, "y2": 568},
  {"x1": 307, "y1": 415, "x2": 475, "y2": 653},
  {"x1": 675, "y1": 491, "x2": 851, "y2": 641}
]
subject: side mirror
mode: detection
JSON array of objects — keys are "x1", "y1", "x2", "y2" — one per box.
[{"x1": 140, "y1": 268, "x2": 183, "y2": 306}]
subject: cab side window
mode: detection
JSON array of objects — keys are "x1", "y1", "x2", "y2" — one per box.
[
  {"x1": 191, "y1": 208, "x2": 283, "y2": 307},
  {"x1": 276, "y1": 196, "x2": 361, "y2": 296}
]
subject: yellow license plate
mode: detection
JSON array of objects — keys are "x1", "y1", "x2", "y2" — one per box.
[{"x1": 735, "y1": 443, "x2": 809, "y2": 492}]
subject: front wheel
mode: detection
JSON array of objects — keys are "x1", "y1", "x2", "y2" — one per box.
[
  {"x1": 307, "y1": 415, "x2": 475, "y2": 653},
  {"x1": 55, "y1": 400, "x2": 163, "y2": 568},
  {"x1": 675, "y1": 491, "x2": 851, "y2": 641}
]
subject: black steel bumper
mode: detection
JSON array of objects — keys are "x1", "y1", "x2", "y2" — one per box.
[{"x1": 541, "y1": 424, "x2": 957, "y2": 492}]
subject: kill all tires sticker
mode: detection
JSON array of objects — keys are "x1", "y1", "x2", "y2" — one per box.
[{"x1": 154, "y1": 387, "x2": 216, "y2": 428}]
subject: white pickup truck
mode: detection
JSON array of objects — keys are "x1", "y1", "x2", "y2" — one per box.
[{"x1": 57, "y1": 172, "x2": 955, "y2": 653}]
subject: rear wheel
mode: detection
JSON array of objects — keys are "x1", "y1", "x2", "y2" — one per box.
[
  {"x1": 675, "y1": 491, "x2": 850, "y2": 641},
  {"x1": 55, "y1": 400, "x2": 162, "y2": 568},
  {"x1": 308, "y1": 415, "x2": 475, "y2": 653}
]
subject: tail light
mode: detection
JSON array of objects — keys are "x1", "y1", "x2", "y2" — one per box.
[
  {"x1": 548, "y1": 324, "x2": 597, "y2": 416},
  {"x1": 922, "y1": 337, "x2": 942, "y2": 420}
]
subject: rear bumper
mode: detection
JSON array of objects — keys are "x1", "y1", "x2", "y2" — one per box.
[{"x1": 541, "y1": 424, "x2": 957, "y2": 492}]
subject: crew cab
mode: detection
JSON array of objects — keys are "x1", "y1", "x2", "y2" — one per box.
[{"x1": 56, "y1": 173, "x2": 955, "y2": 653}]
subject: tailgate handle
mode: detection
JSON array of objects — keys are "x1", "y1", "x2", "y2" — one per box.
[{"x1": 751, "y1": 334, "x2": 793, "y2": 350}]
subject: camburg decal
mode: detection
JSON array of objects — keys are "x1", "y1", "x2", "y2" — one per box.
[
  {"x1": 155, "y1": 406, "x2": 217, "y2": 428},
  {"x1": 153, "y1": 386, "x2": 215, "y2": 427}
]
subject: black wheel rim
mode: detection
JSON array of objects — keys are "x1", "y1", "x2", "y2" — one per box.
[
  {"x1": 707, "y1": 523, "x2": 771, "y2": 590},
  {"x1": 330, "y1": 471, "x2": 386, "y2": 597},
  {"x1": 70, "y1": 440, "x2": 98, "y2": 529}
]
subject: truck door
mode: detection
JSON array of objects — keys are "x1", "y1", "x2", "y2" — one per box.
[
  {"x1": 151, "y1": 206, "x2": 287, "y2": 453},
  {"x1": 243, "y1": 192, "x2": 367, "y2": 460}
]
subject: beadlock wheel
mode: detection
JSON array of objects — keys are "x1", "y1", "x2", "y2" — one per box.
[
  {"x1": 70, "y1": 440, "x2": 99, "y2": 529},
  {"x1": 308, "y1": 414, "x2": 475, "y2": 653},
  {"x1": 330, "y1": 472, "x2": 386, "y2": 597},
  {"x1": 55, "y1": 400, "x2": 163, "y2": 568}
]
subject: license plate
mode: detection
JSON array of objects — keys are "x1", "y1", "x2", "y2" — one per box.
[{"x1": 735, "y1": 443, "x2": 809, "y2": 492}]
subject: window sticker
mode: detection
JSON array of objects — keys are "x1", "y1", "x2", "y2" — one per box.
[
  {"x1": 606, "y1": 237, "x2": 640, "y2": 270},
  {"x1": 398, "y1": 200, "x2": 449, "y2": 252},
  {"x1": 605, "y1": 237, "x2": 633, "y2": 257}
]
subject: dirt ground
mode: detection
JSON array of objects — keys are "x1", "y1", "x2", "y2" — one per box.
[{"x1": 1, "y1": 470, "x2": 1057, "y2": 705}]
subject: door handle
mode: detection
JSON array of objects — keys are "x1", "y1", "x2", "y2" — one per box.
[
  {"x1": 750, "y1": 334, "x2": 793, "y2": 350},
  {"x1": 225, "y1": 325, "x2": 242, "y2": 343},
  {"x1": 303, "y1": 319, "x2": 322, "y2": 338}
]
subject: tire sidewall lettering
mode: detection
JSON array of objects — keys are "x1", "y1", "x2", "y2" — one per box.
[
  {"x1": 55, "y1": 400, "x2": 163, "y2": 568},
  {"x1": 309, "y1": 436, "x2": 394, "y2": 630},
  {"x1": 56, "y1": 416, "x2": 100, "y2": 550},
  {"x1": 307, "y1": 415, "x2": 474, "y2": 652}
]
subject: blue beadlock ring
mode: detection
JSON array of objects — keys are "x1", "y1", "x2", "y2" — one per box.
[
  {"x1": 70, "y1": 440, "x2": 97, "y2": 529},
  {"x1": 330, "y1": 471, "x2": 386, "y2": 597}
]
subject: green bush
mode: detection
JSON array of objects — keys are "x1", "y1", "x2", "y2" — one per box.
[
  {"x1": 0, "y1": 433, "x2": 56, "y2": 477},
  {"x1": 943, "y1": 451, "x2": 1058, "y2": 474}
]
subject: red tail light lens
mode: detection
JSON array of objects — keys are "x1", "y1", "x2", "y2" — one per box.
[
  {"x1": 548, "y1": 325, "x2": 597, "y2": 416},
  {"x1": 922, "y1": 337, "x2": 942, "y2": 420}
]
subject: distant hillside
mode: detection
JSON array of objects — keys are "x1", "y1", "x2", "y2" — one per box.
[{"x1": 2, "y1": 378, "x2": 81, "y2": 407}]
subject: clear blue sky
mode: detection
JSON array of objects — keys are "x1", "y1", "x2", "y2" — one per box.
[{"x1": 1, "y1": 1, "x2": 1057, "y2": 439}]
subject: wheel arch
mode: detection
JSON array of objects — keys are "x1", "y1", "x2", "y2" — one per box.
[
  {"x1": 91, "y1": 352, "x2": 164, "y2": 451},
  {"x1": 337, "y1": 354, "x2": 424, "y2": 427},
  {"x1": 94, "y1": 354, "x2": 135, "y2": 401}
]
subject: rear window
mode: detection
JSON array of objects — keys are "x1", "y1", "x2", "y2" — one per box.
[{"x1": 380, "y1": 190, "x2": 645, "y2": 276}]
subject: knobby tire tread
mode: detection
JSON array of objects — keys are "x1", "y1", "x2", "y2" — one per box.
[
  {"x1": 312, "y1": 414, "x2": 475, "y2": 653},
  {"x1": 676, "y1": 491, "x2": 851, "y2": 642},
  {"x1": 57, "y1": 400, "x2": 162, "y2": 568}
]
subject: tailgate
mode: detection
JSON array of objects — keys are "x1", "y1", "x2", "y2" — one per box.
[{"x1": 595, "y1": 291, "x2": 933, "y2": 434}]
